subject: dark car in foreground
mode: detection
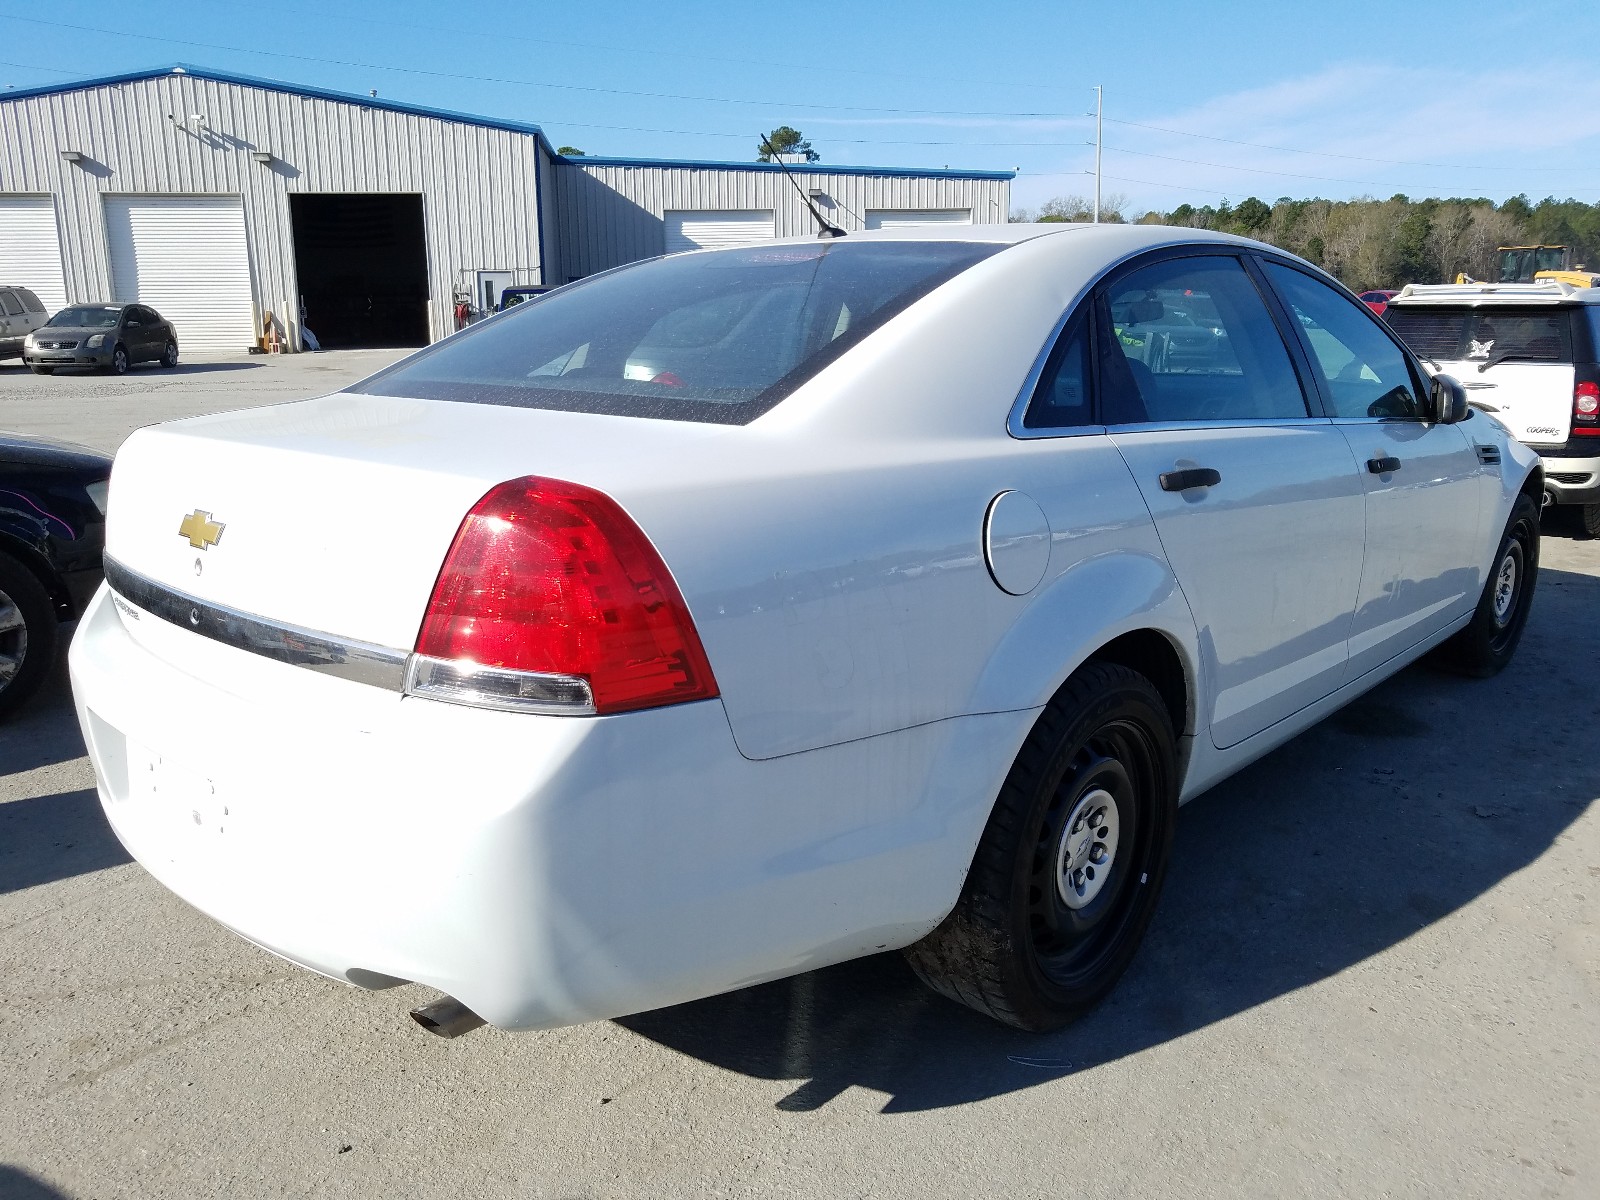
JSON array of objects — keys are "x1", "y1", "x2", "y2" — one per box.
[
  {"x1": 23, "y1": 303, "x2": 179, "y2": 375},
  {"x1": 0, "y1": 432, "x2": 111, "y2": 715}
]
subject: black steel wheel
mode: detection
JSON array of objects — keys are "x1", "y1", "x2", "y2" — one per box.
[
  {"x1": 904, "y1": 661, "x2": 1178, "y2": 1031},
  {"x1": 0, "y1": 552, "x2": 58, "y2": 719},
  {"x1": 1441, "y1": 492, "x2": 1539, "y2": 677}
]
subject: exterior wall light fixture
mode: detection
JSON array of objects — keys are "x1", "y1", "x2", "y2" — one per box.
[
  {"x1": 60, "y1": 150, "x2": 84, "y2": 163},
  {"x1": 251, "y1": 151, "x2": 275, "y2": 164}
]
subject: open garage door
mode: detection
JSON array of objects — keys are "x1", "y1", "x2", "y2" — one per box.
[
  {"x1": 864, "y1": 209, "x2": 973, "y2": 230},
  {"x1": 0, "y1": 196, "x2": 68, "y2": 315},
  {"x1": 665, "y1": 210, "x2": 775, "y2": 254},
  {"x1": 106, "y1": 196, "x2": 256, "y2": 354},
  {"x1": 290, "y1": 194, "x2": 428, "y2": 349}
]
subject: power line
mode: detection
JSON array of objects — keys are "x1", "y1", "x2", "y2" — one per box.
[
  {"x1": 262, "y1": 1, "x2": 1083, "y2": 98},
  {"x1": 0, "y1": 14, "x2": 1067, "y2": 119}
]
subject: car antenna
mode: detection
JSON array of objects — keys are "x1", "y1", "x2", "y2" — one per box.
[{"x1": 760, "y1": 133, "x2": 847, "y2": 239}]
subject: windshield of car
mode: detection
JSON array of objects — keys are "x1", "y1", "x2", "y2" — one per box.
[
  {"x1": 1384, "y1": 305, "x2": 1573, "y2": 364},
  {"x1": 353, "y1": 241, "x2": 1002, "y2": 423},
  {"x1": 47, "y1": 306, "x2": 121, "y2": 328}
]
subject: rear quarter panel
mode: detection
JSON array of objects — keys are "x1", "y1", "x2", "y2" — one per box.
[{"x1": 622, "y1": 228, "x2": 1207, "y2": 761}]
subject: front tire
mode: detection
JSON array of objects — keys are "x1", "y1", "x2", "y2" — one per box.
[
  {"x1": 904, "y1": 662, "x2": 1178, "y2": 1031},
  {"x1": 1442, "y1": 491, "x2": 1539, "y2": 676},
  {"x1": 0, "y1": 552, "x2": 58, "y2": 719},
  {"x1": 108, "y1": 345, "x2": 129, "y2": 375}
]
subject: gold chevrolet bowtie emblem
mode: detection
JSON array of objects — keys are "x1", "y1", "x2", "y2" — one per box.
[{"x1": 178, "y1": 509, "x2": 225, "y2": 550}]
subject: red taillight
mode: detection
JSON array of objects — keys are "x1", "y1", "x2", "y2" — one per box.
[
  {"x1": 415, "y1": 476, "x2": 718, "y2": 715},
  {"x1": 1575, "y1": 380, "x2": 1600, "y2": 436}
]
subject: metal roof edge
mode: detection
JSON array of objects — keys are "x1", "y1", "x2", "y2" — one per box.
[
  {"x1": 0, "y1": 63, "x2": 547, "y2": 138},
  {"x1": 557, "y1": 154, "x2": 1016, "y2": 181}
]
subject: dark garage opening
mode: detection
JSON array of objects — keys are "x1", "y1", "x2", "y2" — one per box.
[{"x1": 290, "y1": 193, "x2": 429, "y2": 349}]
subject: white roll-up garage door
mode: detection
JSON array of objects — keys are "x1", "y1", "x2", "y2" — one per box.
[
  {"x1": 105, "y1": 196, "x2": 256, "y2": 354},
  {"x1": 665, "y1": 210, "x2": 776, "y2": 254},
  {"x1": 0, "y1": 196, "x2": 68, "y2": 314},
  {"x1": 864, "y1": 209, "x2": 973, "y2": 229}
]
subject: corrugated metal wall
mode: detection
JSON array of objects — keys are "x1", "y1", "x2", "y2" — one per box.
[
  {"x1": 0, "y1": 71, "x2": 544, "y2": 343},
  {"x1": 554, "y1": 162, "x2": 1011, "y2": 280}
]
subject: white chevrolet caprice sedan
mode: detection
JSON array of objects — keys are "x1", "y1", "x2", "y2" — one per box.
[{"x1": 72, "y1": 224, "x2": 1541, "y2": 1036}]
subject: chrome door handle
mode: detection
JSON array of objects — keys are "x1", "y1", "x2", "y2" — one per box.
[
  {"x1": 1158, "y1": 467, "x2": 1221, "y2": 492},
  {"x1": 1367, "y1": 456, "x2": 1401, "y2": 474}
]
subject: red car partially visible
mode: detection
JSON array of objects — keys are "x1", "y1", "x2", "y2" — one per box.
[{"x1": 1359, "y1": 289, "x2": 1398, "y2": 315}]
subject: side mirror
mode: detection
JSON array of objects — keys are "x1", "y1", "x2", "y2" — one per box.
[{"x1": 1430, "y1": 373, "x2": 1470, "y2": 424}]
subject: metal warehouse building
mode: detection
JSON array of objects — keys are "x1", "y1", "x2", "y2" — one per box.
[{"x1": 0, "y1": 64, "x2": 1012, "y2": 354}]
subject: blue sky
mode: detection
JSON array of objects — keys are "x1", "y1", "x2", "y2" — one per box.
[{"x1": 4, "y1": 0, "x2": 1599, "y2": 215}]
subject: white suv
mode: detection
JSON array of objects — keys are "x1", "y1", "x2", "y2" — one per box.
[{"x1": 1385, "y1": 281, "x2": 1600, "y2": 533}]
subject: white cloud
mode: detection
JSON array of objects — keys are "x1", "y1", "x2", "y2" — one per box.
[{"x1": 1014, "y1": 62, "x2": 1600, "y2": 213}]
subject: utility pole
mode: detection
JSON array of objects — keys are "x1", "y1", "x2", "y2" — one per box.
[{"x1": 1093, "y1": 85, "x2": 1103, "y2": 224}]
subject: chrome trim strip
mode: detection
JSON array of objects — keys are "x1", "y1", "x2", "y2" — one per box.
[{"x1": 103, "y1": 556, "x2": 409, "y2": 691}]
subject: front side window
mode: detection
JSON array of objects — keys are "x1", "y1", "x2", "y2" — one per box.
[
  {"x1": 1097, "y1": 255, "x2": 1309, "y2": 424},
  {"x1": 1265, "y1": 263, "x2": 1424, "y2": 420},
  {"x1": 354, "y1": 241, "x2": 1002, "y2": 424},
  {"x1": 0, "y1": 291, "x2": 21, "y2": 317}
]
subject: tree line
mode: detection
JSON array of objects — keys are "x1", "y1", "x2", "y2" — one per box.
[{"x1": 1014, "y1": 192, "x2": 1600, "y2": 292}]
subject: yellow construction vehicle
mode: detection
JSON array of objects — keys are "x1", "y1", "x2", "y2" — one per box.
[{"x1": 1457, "y1": 245, "x2": 1600, "y2": 287}]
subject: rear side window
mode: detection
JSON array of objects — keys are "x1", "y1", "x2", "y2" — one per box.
[
  {"x1": 1098, "y1": 256, "x2": 1308, "y2": 423},
  {"x1": 1384, "y1": 304, "x2": 1573, "y2": 366},
  {"x1": 0, "y1": 291, "x2": 21, "y2": 317},
  {"x1": 354, "y1": 241, "x2": 1002, "y2": 424},
  {"x1": 16, "y1": 288, "x2": 44, "y2": 313},
  {"x1": 1024, "y1": 316, "x2": 1091, "y2": 428}
]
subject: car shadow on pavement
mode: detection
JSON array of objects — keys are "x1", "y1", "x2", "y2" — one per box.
[
  {"x1": 619, "y1": 566, "x2": 1599, "y2": 1113},
  {"x1": 0, "y1": 640, "x2": 86, "y2": 775},
  {"x1": 159, "y1": 362, "x2": 263, "y2": 375},
  {"x1": 0, "y1": 1167, "x2": 74, "y2": 1199},
  {"x1": 0, "y1": 634, "x2": 130, "y2": 895},
  {"x1": 0, "y1": 786, "x2": 128, "y2": 895}
]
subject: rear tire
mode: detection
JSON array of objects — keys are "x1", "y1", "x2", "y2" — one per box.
[
  {"x1": 904, "y1": 662, "x2": 1178, "y2": 1031},
  {"x1": 0, "y1": 552, "x2": 58, "y2": 719},
  {"x1": 1441, "y1": 492, "x2": 1539, "y2": 677},
  {"x1": 1582, "y1": 502, "x2": 1600, "y2": 539},
  {"x1": 161, "y1": 341, "x2": 179, "y2": 369}
]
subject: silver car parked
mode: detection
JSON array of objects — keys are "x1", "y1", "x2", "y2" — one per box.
[{"x1": 0, "y1": 286, "x2": 49, "y2": 361}]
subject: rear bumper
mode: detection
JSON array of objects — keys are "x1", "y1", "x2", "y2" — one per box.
[
  {"x1": 1538, "y1": 450, "x2": 1600, "y2": 505},
  {"x1": 69, "y1": 584, "x2": 1017, "y2": 1029}
]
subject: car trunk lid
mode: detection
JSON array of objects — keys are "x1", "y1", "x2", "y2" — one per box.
[{"x1": 104, "y1": 392, "x2": 734, "y2": 657}]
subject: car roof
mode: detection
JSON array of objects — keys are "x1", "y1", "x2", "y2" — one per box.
[
  {"x1": 738, "y1": 222, "x2": 1265, "y2": 251},
  {"x1": 1387, "y1": 281, "x2": 1600, "y2": 307}
]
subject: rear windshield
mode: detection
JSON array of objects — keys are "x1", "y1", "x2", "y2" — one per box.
[
  {"x1": 48, "y1": 306, "x2": 121, "y2": 328},
  {"x1": 1384, "y1": 304, "x2": 1573, "y2": 365},
  {"x1": 353, "y1": 241, "x2": 1001, "y2": 424}
]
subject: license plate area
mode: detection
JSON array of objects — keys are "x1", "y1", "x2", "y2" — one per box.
[{"x1": 126, "y1": 739, "x2": 228, "y2": 832}]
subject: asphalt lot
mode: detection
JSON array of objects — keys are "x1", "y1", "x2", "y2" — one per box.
[{"x1": 0, "y1": 351, "x2": 1596, "y2": 1199}]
